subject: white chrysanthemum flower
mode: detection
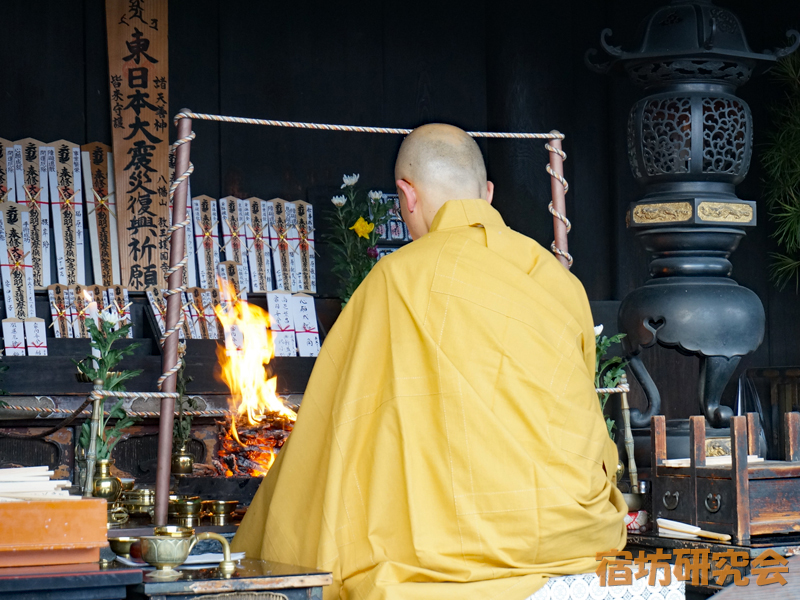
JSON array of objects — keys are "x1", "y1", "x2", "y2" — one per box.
[
  {"x1": 341, "y1": 173, "x2": 360, "y2": 188},
  {"x1": 594, "y1": 324, "x2": 604, "y2": 336},
  {"x1": 368, "y1": 190, "x2": 383, "y2": 201},
  {"x1": 331, "y1": 195, "x2": 347, "y2": 207},
  {"x1": 99, "y1": 309, "x2": 120, "y2": 327}
]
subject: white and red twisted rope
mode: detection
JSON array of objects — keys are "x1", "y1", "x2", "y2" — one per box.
[
  {"x1": 169, "y1": 111, "x2": 572, "y2": 280},
  {"x1": 156, "y1": 130, "x2": 196, "y2": 391},
  {"x1": 173, "y1": 111, "x2": 565, "y2": 140},
  {"x1": 544, "y1": 141, "x2": 572, "y2": 267}
]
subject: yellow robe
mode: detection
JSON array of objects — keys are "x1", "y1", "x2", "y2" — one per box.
[{"x1": 232, "y1": 199, "x2": 627, "y2": 600}]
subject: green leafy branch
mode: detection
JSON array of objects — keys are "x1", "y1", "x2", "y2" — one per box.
[
  {"x1": 596, "y1": 331, "x2": 627, "y2": 440},
  {"x1": 763, "y1": 53, "x2": 800, "y2": 290},
  {"x1": 75, "y1": 317, "x2": 143, "y2": 460}
]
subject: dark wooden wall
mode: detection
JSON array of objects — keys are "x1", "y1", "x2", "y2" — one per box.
[{"x1": 1, "y1": 0, "x2": 799, "y2": 420}]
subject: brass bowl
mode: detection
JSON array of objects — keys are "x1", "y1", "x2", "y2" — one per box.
[
  {"x1": 622, "y1": 492, "x2": 644, "y2": 512},
  {"x1": 201, "y1": 500, "x2": 239, "y2": 516},
  {"x1": 153, "y1": 525, "x2": 195, "y2": 538},
  {"x1": 120, "y1": 478, "x2": 135, "y2": 492},
  {"x1": 122, "y1": 488, "x2": 156, "y2": 515},
  {"x1": 169, "y1": 497, "x2": 203, "y2": 517},
  {"x1": 109, "y1": 536, "x2": 138, "y2": 558}
]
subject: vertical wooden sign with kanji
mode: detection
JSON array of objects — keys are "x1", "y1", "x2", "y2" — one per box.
[
  {"x1": 106, "y1": 0, "x2": 169, "y2": 291},
  {"x1": 82, "y1": 142, "x2": 121, "y2": 286},
  {"x1": 17, "y1": 139, "x2": 51, "y2": 289}
]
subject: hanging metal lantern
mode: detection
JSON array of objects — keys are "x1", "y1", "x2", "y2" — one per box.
[{"x1": 587, "y1": 0, "x2": 799, "y2": 428}]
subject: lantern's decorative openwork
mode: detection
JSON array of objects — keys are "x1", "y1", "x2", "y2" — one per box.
[{"x1": 587, "y1": 1, "x2": 799, "y2": 428}]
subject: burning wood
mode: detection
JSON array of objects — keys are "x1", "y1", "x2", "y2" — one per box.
[
  {"x1": 213, "y1": 280, "x2": 297, "y2": 477},
  {"x1": 215, "y1": 418, "x2": 293, "y2": 477}
]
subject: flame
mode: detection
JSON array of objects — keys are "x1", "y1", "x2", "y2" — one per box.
[{"x1": 214, "y1": 280, "x2": 296, "y2": 475}]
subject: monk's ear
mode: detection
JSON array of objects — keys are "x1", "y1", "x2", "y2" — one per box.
[
  {"x1": 396, "y1": 179, "x2": 417, "y2": 213},
  {"x1": 486, "y1": 181, "x2": 495, "y2": 205}
]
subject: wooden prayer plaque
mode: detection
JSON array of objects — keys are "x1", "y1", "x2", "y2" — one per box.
[
  {"x1": 17, "y1": 138, "x2": 51, "y2": 288},
  {"x1": 48, "y1": 140, "x2": 86, "y2": 285},
  {"x1": 82, "y1": 142, "x2": 121, "y2": 286},
  {"x1": 106, "y1": 0, "x2": 170, "y2": 290}
]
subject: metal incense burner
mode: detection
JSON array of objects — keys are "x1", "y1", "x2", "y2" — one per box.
[{"x1": 587, "y1": 0, "x2": 799, "y2": 428}]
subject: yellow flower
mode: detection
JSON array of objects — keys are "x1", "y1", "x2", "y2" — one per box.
[{"x1": 349, "y1": 216, "x2": 375, "y2": 239}]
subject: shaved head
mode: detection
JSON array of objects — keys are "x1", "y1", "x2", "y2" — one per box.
[{"x1": 394, "y1": 124, "x2": 493, "y2": 239}]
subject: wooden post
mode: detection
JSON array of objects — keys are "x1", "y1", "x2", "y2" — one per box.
[
  {"x1": 547, "y1": 135, "x2": 570, "y2": 269},
  {"x1": 689, "y1": 415, "x2": 705, "y2": 527},
  {"x1": 154, "y1": 112, "x2": 192, "y2": 527},
  {"x1": 747, "y1": 412, "x2": 761, "y2": 457},
  {"x1": 785, "y1": 412, "x2": 800, "y2": 462},
  {"x1": 731, "y1": 416, "x2": 750, "y2": 543},
  {"x1": 651, "y1": 415, "x2": 666, "y2": 477}
]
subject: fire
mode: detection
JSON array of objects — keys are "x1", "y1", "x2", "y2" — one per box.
[{"x1": 214, "y1": 281, "x2": 296, "y2": 476}]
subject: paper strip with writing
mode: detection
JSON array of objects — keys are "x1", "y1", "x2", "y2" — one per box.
[
  {"x1": 217, "y1": 260, "x2": 248, "y2": 302},
  {"x1": 106, "y1": 0, "x2": 170, "y2": 290},
  {"x1": 10, "y1": 143, "x2": 24, "y2": 203},
  {"x1": 181, "y1": 290, "x2": 197, "y2": 339},
  {"x1": 145, "y1": 286, "x2": 167, "y2": 337},
  {"x1": 0, "y1": 203, "x2": 35, "y2": 319},
  {"x1": 110, "y1": 285, "x2": 134, "y2": 338},
  {"x1": 49, "y1": 140, "x2": 85, "y2": 285},
  {"x1": 291, "y1": 293, "x2": 320, "y2": 357},
  {"x1": 206, "y1": 288, "x2": 220, "y2": 339},
  {"x1": 266, "y1": 290, "x2": 297, "y2": 357},
  {"x1": 192, "y1": 195, "x2": 220, "y2": 289},
  {"x1": 0, "y1": 139, "x2": 14, "y2": 202},
  {"x1": 188, "y1": 287, "x2": 209, "y2": 339},
  {"x1": 69, "y1": 285, "x2": 90, "y2": 339},
  {"x1": 82, "y1": 142, "x2": 120, "y2": 286},
  {"x1": 48, "y1": 284, "x2": 73, "y2": 338},
  {"x1": 244, "y1": 197, "x2": 273, "y2": 292},
  {"x1": 294, "y1": 200, "x2": 316, "y2": 293},
  {"x1": 17, "y1": 139, "x2": 51, "y2": 288},
  {"x1": 266, "y1": 199, "x2": 294, "y2": 292},
  {"x1": 2, "y1": 319, "x2": 25, "y2": 356},
  {"x1": 219, "y1": 196, "x2": 250, "y2": 293},
  {"x1": 284, "y1": 202, "x2": 302, "y2": 292},
  {"x1": 168, "y1": 163, "x2": 197, "y2": 289},
  {"x1": 24, "y1": 319, "x2": 47, "y2": 356}
]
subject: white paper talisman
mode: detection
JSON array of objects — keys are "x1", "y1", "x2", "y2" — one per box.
[
  {"x1": 192, "y1": 196, "x2": 220, "y2": 290},
  {"x1": 17, "y1": 139, "x2": 51, "y2": 288},
  {"x1": 293, "y1": 200, "x2": 316, "y2": 293},
  {"x1": 47, "y1": 284, "x2": 73, "y2": 339},
  {"x1": 0, "y1": 138, "x2": 15, "y2": 202},
  {"x1": 244, "y1": 197, "x2": 273, "y2": 292},
  {"x1": 266, "y1": 290, "x2": 296, "y2": 357},
  {"x1": 49, "y1": 141, "x2": 85, "y2": 285},
  {"x1": 82, "y1": 143, "x2": 120, "y2": 286},
  {"x1": 284, "y1": 202, "x2": 302, "y2": 292},
  {"x1": 145, "y1": 287, "x2": 167, "y2": 337},
  {"x1": 266, "y1": 199, "x2": 296, "y2": 292},
  {"x1": 10, "y1": 143, "x2": 24, "y2": 203},
  {"x1": 24, "y1": 319, "x2": 47, "y2": 356},
  {"x1": 219, "y1": 196, "x2": 250, "y2": 293},
  {"x1": 291, "y1": 293, "x2": 320, "y2": 357},
  {"x1": 0, "y1": 203, "x2": 35, "y2": 320},
  {"x1": 2, "y1": 319, "x2": 25, "y2": 356}
]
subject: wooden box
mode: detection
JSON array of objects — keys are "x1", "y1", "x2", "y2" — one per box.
[
  {"x1": 651, "y1": 413, "x2": 800, "y2": 542},
  {"x1": 0, "y1": 498, "x2": 108, "y2": 567}
]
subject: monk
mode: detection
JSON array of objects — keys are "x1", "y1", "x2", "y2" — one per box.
[{"x1": 232, "y1": 124, "x2": 627, "y2": 599}]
